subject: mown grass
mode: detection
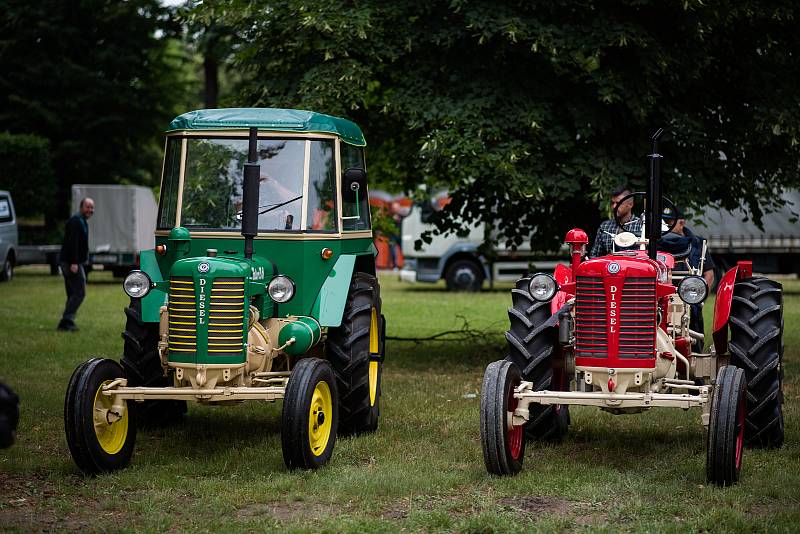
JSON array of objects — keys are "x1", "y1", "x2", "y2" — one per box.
[{"x1": 0, "y1": 267, "x2": 798, "y2": 532}]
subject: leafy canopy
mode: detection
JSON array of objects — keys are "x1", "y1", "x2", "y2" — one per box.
[
  {"x1": 195, "y1": 0, "x2": 800, "y2": 249},
  {"x1": 0, "y1": 0, "x2": 188, "y2": 221}
]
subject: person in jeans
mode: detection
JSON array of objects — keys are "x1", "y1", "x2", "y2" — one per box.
[{"x1": 57, "y1": 197, "x2": 94, "y2": 331}]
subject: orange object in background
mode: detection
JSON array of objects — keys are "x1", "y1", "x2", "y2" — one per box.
[{"x1": 374, "y1": 235, "x2": 403, "y2": 270}]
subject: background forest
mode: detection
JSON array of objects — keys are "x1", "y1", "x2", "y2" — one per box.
[{"x1": 1, "y1": 0, "x2": 798, "y2": 247}]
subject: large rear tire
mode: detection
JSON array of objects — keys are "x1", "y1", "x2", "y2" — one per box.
[
  {"x1": 64, "y1": 358, "x2": 137, "y2": 475},
  {"x1": 281, "y1": 358, "x2": 338, "y2": 470},
  {"x1": 728, "y1": 277, "x2": 784, "y2": 448},
  {"x1": 120, "y1": 298, "x2": 186, "y2": 427},
  {"x1": 326, "y1": 272, "x2": 384, "y2": 435},
  {"x1": 707, "y1": 365, "x2": 746, "y2": 486},
  {"x1": 481, "y1": 360, "x2": 526, "y2": 476},
  {"x1": 505, "y1": 277, "x2": 569, "y2": 441}
]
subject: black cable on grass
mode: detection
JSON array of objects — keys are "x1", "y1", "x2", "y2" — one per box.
[{"x1": 385, "y1": 315, "x2": 504, "y2": 345}]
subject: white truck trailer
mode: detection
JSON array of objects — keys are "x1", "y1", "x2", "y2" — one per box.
[{"x1": 71, "y1": 184, "x2": 157, "y2": 277}]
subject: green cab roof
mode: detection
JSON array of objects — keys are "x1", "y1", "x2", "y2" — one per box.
[{"x1": 168, "y1": 108, "x2": 366, "y2": 146}]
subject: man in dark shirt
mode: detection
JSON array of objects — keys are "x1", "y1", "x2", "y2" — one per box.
[
  {"x1": 57, "y1": 198, "x2": 95, "y2": 331},
  {"x1": 590, "y1": 187, "x2": 644, "y2": 257}
]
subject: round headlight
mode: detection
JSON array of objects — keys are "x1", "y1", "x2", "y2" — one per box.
[
  {"x1": 123, "y1": 270, "x2": 152, "y2": 298},
  {"x1": 528, "y1": 273, "x2": 558, "y2": 302},
  {"x1": 677, "y1": 275, "x2": 708, "y2": 305},
  {"x1": 268, "y1": 275, "x2": 295, "y2": 303}
]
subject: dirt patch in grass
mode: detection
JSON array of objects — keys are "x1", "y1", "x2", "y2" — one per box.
[
  {"x1": 0, "y1": 471, "x2": 129, "y2": 532},
  {"x1": 497, "y1": 496, "x2": 608, "y2": 526}
]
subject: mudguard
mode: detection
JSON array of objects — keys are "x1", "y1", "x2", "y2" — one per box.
[
  {"x1": 551, "y1": 263, "x2": 574, "y2": 316},
  {"x1": 712, "y1": 261, "x2": 753, "y2": 354},
  {"x1": 312, "y1": 254, "x2": 357, "y2": 327},
  {"x1": 139, "y1": 249, "x2": 167, "y2": 323}
]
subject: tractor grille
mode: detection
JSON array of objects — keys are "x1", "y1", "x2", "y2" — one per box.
[
  {"x1": 618, "y1": 277, "x2": 657, "y2": 357},
  {"x1": 168, "y1": 276, "x2": 197, "y2": 353},
  {"x1": 575, "y1": 276, "x2": 657, "y2": 359},
  {"x1": 207, "y1": 277, "x2": 245, "y2": 356},
  {"x1": 575, "y1": 277, "x2": 607, "y2": 355}
]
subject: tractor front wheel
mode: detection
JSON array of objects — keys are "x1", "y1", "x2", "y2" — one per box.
[
  {"x1": 728, "y1": 277, "x2": 784, "y2": 448},
  {"x1": 707, "y1": 365, "x2": 746, "y2": 486},
  {"x1": 64, "y1": 358, "x2": 137, "y2": 475},
  {"x1": 326, "y1": 272, "x2": 384, "y2": 435},
  {"x1": 120, "y1": 298, "x2": 186, "y2": 427},
  {"x1": 481, "y1": 360, "x2": 526, "y2": 476},
  {"x1": 281, "y1": 358, "x2": 338, "y2": 470},
  {"x1": 505, "y1": 277, "x2": 569, "y2": 441}
]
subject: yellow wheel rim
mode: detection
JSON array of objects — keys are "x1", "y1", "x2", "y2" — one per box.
[
  {"x1": 369, "y1": 361, "x2": 379, "y2": 407},
  {"x1": 93, "y1": 380, "x2": 129, "y2": 454},
  {"x1": 308, "y1": 381, "x2": 333, "y2": 456},
  {"x1": 368, "y1": 307, "x2": 380, "y2": 407}
]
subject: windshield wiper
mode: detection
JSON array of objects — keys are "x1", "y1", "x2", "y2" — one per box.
[
  {"x1": 258, "y1": 195, "x2": 303, "y2": 215},
  {"x1": 236, "y1": 195, "x2": 303, "y2": 220}
]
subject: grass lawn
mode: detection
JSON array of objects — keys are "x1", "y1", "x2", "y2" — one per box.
[{"x1": 1, "y1": 267, "x2": 798, "y2": 532}]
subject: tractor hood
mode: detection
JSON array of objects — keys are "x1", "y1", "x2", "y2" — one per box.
[{"x1": 170, "y1": 255, "x2": 273, "y2": 283}]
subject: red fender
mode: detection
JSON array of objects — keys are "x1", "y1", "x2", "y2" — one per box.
[
  {"x1": 712, "y1": 261, "x2": 753, "y2": 354},
  {"x1": 551, "y1": 263, "x2": 574, "y2": 315}
]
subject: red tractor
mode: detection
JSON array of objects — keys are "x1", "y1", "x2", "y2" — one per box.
[{"x1": 480, "y1": 130, "x2": 784, "y2": 486}]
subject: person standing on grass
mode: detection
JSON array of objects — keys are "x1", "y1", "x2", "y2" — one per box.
[{"x1": 57, "y1": 197, "x2": 94, "y2": 332}]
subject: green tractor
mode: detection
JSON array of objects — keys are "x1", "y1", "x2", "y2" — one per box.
[{"x1": 64, "y1": 109, "x2": 386, "y2": 473}]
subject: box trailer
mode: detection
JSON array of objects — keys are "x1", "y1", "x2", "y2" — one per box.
[{"x1": 71, "y1": 185, "x2": 157, "y2": 277}]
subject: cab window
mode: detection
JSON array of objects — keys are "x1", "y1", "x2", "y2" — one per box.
[{"x1": 340, "y1": 143, "x2": 370, "y2": 231}]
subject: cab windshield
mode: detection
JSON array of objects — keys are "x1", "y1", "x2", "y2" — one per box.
[{"x1": 158, "y1": 136, "x2": 337, "y2": 232}]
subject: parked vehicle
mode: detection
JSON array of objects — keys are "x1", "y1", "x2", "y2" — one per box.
[
  {"x1": 400, "y1": 196, "x2": 557, "y2": 291},
  {"x1": 0, "y1": 190, "x2": 18, "y2": 282},
  {"x1": 71, "y1": 184, "x2": 158, "y2": 278},
  {"x1": 694, "y1": 189, "x2": 800, "y2": 276},
  {"x1": 64, "y1": 108, "x2": 386, "y2": 474},
  {"x1": 481, "y1": 130, "x2": 784, "y2": 486}
]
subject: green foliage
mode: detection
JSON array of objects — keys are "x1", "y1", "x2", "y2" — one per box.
[
  {"x1": 0, "y1": 132, "x2": 55, "y2": 217},
  {"x1": 196, "y1": 0, "x2": 800, "y2": 249},
  {"x1": 0, "y1": 0, "x2": 189, "y2": 222}
]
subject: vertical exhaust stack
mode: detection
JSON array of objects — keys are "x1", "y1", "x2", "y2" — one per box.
[
  {"x1": 647, "y1": 128, "x2": 664, "y2": 261},
  {"x1": 241, "y1": 127, "x2": 260, "y2": 259}
]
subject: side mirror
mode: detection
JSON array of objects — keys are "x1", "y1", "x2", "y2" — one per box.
[{"x1": 342, "y1": 167, "x2": 367, "y2": 203}]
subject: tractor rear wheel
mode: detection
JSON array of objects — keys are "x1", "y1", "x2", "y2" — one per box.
[
  {"x1": 505, "y1": 277, "x2": 569, "y2": 441},
  {"x1": 120, "y1": 298, "x2": 186, "y2": 427},
  {"x1": 64, "y1": 358, "x2": 137, "y2": 475},
  {"x1": 728, "y1": 277, "x2": 784, "y2": 448},
  {"x1": 707, "y1": 365, "x2": 746, "y2": 486},
  {"x1": 326, "y1": 272, "x2": 384, "y2": 435},
  {"x1": 281, "y1": 358, "x2": 338, "y2": 470},
  {"x1": 481, "y1": 360, "x2": 526, "y2": 476}
]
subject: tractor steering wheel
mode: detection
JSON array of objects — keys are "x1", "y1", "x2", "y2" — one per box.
[{"x1": 613, "y1": 191, "x2": 679, "y2": 236}]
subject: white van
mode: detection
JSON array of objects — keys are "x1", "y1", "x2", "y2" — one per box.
[{"x1": 0, "y1": 191, "x2": 18, "y2": 282}]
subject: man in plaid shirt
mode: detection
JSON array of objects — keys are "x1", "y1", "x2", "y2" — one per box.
[{"x1": 590, "y1": 187, "x2": 644, "y2": 258}]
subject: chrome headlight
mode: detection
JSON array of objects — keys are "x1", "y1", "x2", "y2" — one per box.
[
  {"x1": 268, "y1": 275, "x2": 295, "y2": 303},
  {"x1": 677, "y1": 275, "x2": 708, "y2": 304},
  {"x1": 528, "y1": 273, "x2": 558, "y2": 302},
  {"x1": 123, "y1": 270, "x2": 153, "y2": 298}
]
